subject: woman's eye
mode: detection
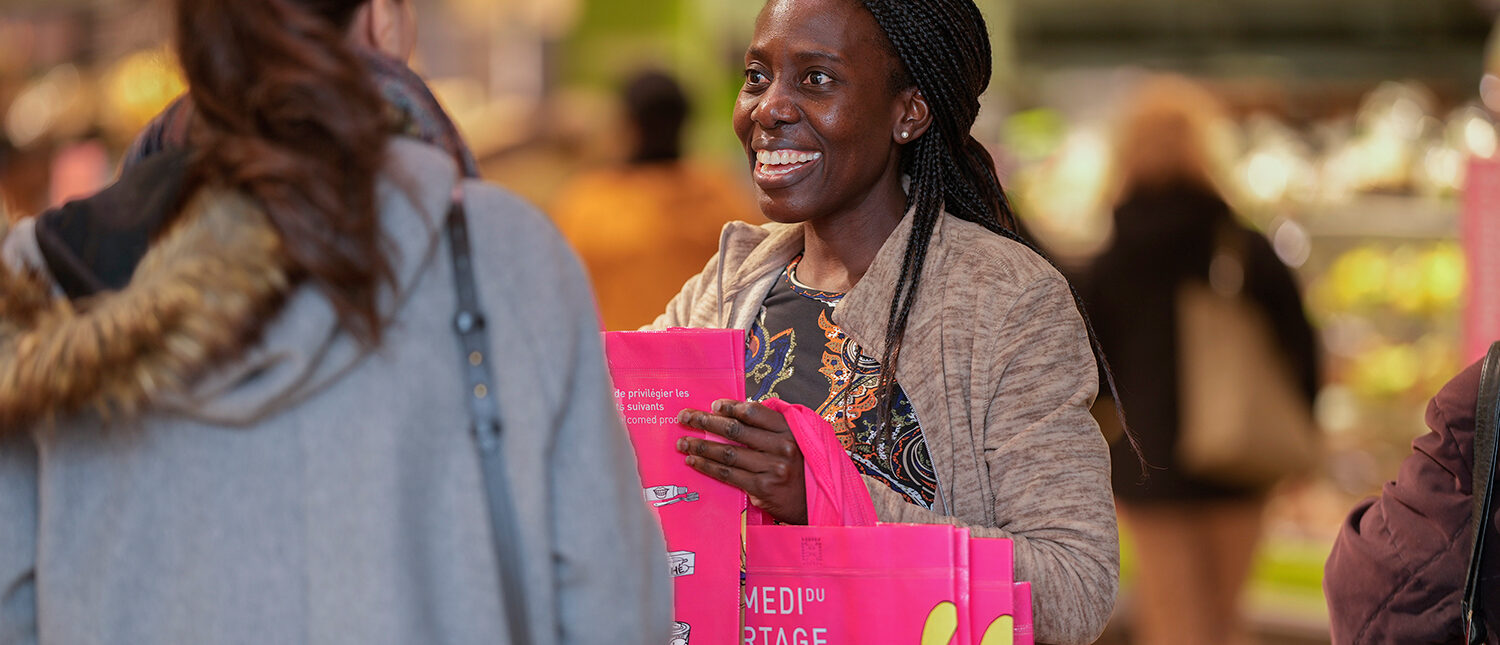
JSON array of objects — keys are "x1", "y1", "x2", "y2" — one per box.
[
  {"x1": 745, "y1": 69, "x2": 768, "y2": 85},
  {"x1": 806, "y1": 71, "x2": 830, "y2": 85}
]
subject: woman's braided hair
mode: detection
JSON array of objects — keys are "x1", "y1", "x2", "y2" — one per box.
[{"x1": 857, "y1": 0, "x2": 1130, "y2": 452}]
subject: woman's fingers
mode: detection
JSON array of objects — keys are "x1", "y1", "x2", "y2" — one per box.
[
  {"x1": 676, "y1": 407, "x2": 789, "y2": 454},
  {"x1": 710, "y1": 399, "x2": 792, "y2": 434},
  {"x1": 683, "y1": 452, "x2": 763, "y2": 494},
  {"x1": 680, "y1": 444, "x2": 797, "y2": 503},
  {"x1": 676, "y1": 408, "x2": 752, "y2": 444},
  {"x1": 676, "y1": 436, "x2": 785, "y2": 477}
]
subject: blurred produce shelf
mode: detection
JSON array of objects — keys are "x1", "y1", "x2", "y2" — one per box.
[{"x1": 1303, "y1": 194, "x2": 1458, "y2": 239}]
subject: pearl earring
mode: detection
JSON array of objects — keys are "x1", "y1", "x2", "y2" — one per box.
[{"x1": 901, "y1": 131, "x2": 910, "y2": 140}]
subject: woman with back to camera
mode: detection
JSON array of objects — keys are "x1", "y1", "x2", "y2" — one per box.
[
  {"x1": 653, "y1": 0, "x2": 1119, "y2": 642},
  {"x1": 1080, "y1": 76, "x2": 1319, "y2": 645},
  {"x1": 0, "y1": 1, "x2": 671, "y2": 643}
]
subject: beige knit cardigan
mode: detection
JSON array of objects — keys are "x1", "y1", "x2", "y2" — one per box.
[{"x1": 648, "y1": 211, "x2": 1119, "y2": 645}]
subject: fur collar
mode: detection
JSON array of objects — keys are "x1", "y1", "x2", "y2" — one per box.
[{"x1": 0, "y1": 190, "x2": 290, "y2": 433}]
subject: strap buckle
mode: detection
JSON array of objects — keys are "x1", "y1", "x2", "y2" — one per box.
[
  {"x1": 472, "y1": 419, "x2": 501, "y2": 452},
  {"x1": 454, "y1": 310, "x2": 487, "y2": 334}
]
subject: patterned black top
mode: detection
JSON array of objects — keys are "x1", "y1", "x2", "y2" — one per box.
[{"x1": 744, "y1": 256, "x2": 937, "y2": 509}]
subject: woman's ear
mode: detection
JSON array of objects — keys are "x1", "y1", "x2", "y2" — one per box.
[
  {"x1": 346, "y1": 3, "x2": 378, "y2": 50},
  {"x1": 349, "y1": 0, "x2": 416, "y2": 61},
  {"x1": 893, "y1": 88, "x2": 933, "y2": 144}
]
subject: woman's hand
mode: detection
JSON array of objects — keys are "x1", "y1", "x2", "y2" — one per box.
[{"x1": 676, "y1": 399, "x2": 808, "y2": 525}]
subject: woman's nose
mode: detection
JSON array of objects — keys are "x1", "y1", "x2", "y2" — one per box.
[{"x1": 751, "y1": 82, "x2": 798, "y2": 129}]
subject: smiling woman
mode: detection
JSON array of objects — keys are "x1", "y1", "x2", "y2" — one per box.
[{"x1": 648, "y1": 0, "x2": 1121, "y2": 643}]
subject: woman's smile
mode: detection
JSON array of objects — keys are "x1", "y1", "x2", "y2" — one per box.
[{"x1": 753, "y1": 149, "x2": 824, "y2": 187}]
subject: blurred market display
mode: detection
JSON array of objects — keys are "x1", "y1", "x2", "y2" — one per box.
[{"x1": 998, "y1": 3, "x2": 1497, "y2": 639}]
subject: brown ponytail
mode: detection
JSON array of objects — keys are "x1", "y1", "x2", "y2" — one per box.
[{"x1": 175, "y1": 0, "x2": 392, "y2": 345}]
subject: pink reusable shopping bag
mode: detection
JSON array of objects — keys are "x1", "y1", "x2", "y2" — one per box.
[
  {"x1": 604, "y1": 329, "x2": 748, "y2": 645},
  {"x1": 744, "y1": 523, "x2": 969, "y2": 645},
  {"x1": 1013, "y1": 582, "x2": 1034, "y2": 645},
  {"x1": 969, "y1": 538, "x2": 1015, "y2": 645}
]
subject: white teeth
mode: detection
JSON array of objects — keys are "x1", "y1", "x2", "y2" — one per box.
[{"x1": 756, "y1": 150, "x2": 822, "y2": 166}]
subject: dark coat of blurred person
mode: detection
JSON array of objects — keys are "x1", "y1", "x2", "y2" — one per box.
[
  {"x1": 1324, "y1": 358, "x2": 1500, "y2": 644},
  {"x1": 549, "y1": 70, "x2": 759, "y2": 330},
  {"x1": 0, "y1": 0, "x2": 671, "y2": 643},
  {"x1": 1078, "y1": 75, "x2": 1320, "y2": 645}
]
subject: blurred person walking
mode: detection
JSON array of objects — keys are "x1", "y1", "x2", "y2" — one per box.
[
  {"x1": 550, "y1": 70, "x2": 759, "y2": 330},
  {"x1": 0, "y1": 1, "x2": 672, "y2": 644},
  {"x1": 1079, "y1": 75, "x2": 1320, "y2": 645}
]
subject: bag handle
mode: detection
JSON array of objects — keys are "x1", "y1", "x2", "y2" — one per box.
[
  {"x1": 1464, "y1": 340, "x2": 1500, "y2": 644},
  {"x1": 445, "y1": 190, "x2": 533, "y2": 645}
]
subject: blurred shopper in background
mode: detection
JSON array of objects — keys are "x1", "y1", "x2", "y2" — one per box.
[
  {"x1": 1080, "y1": 75, "x2": 1320, "y2": 645},
  {"x1": 652, "y1": 0, "x2": 1119, "y2": 642},
  {"x1": 1323, "y1": 354, "x2": 1498, "y2": 644},
  {"x1": 550, "y1": 70, "x2": 758, "y2": 330},
  {"x1": 0, "y1": 0, "x2": 671, "y2": 643}
]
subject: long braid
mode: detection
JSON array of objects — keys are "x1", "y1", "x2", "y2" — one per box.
[{"x1": 859, "y1": 0, "x2": 1136, "y2": 460}]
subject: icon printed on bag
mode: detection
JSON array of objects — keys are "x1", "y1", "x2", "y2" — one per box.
[
  {"x1": 799, "y1": 537, "x2": 824, "y2": 566},
  {"x1": 980, "y1": 615, "x2": 1016, "y2": 645},
  {"x1": 669, "y1": 620, "x2": 691, "y2": 645},
  {"x1": 920, "y1": 601, "x2": 960, "y2": 645},
  {"x1": 644, "y1": 485, "x2": 700, "y2": 507},
  {"x1": 668, "y1": 550, "x2": 697, "y2": 577}
]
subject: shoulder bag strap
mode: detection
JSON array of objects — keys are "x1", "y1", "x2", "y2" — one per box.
[
  {"x1": 446, "y1": 190, "x2": 533, "y2": 645},
  {"x1": 1464, "y1": 340, "x2": 1500, "y2": 645}
]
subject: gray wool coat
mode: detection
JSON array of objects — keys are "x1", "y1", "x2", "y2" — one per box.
[{"x1": 0, "y1": 139, "x2": 672, "y2": 645}]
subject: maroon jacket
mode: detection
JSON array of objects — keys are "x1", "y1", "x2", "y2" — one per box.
[{"x1": 1325, "y1": 358, "x2": 1500, "y2": 643}]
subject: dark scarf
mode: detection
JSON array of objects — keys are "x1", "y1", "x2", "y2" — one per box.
[{"x1": 39, "y1": 51, "x2": 476, "y2": 300}]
